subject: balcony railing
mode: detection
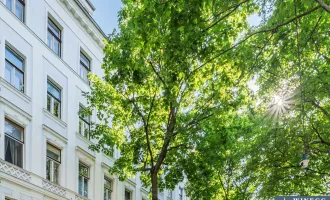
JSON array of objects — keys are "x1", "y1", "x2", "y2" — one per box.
[{"x1": 0, "y1": 159, "x2": 89, "y2": 200}]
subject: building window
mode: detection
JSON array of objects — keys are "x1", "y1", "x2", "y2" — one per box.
[
  {"x1": 79, "y1": 105, "x2": 90, "y2": 139},
  {"x1": 47, "y1": 80, "x2": 61, "y2": 118},
  {"x1": 5, "y1": 119, "x2": 24, "y2": 168},
  {"x1": 104, "y1": 178, "x2": 112, "y2": 200},
  {"x1": 125, "y1": 189, "x2": 132, "y2": 200},
  {"x1": 6, "y1": 0, "x2": 24, "y2": 21},
  {"x1": 5, "y1": 46, "x2": 24, "y2": 92},
  {"x1": 78, "y1": 162, "x2": 89, "y2": 197},
  {"x1": 46, "y1": 143, "x2": 61, "y2": 184},
  {"x1": 179, "y1": 187, "x2": 183, "y2": 200},
  {"x1": 47, "y1": 18, "x2": 61, "y2": 56},
  {"x1": 80, "y1": 52, "x2": 90, "y2": 83}
]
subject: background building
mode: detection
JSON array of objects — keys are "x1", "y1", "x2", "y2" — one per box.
[{"x1": 0, "y1": 0, "x2": 187, "y2": 199}]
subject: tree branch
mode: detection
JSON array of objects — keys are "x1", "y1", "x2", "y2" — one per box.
[
  {"x1": 148, "y1": 60, "x2": 167, "y2": 87},
  {"x1": 146, "y1": 94, "x2": 156, "y2": 168},
  {"x1": 211, "y1": 0, "x2": 250, "y2": 20},
  {"x1": 173, "y1": 113, "x2": 214, "y2": 136},
  {"x1": 315, "y1": 0, "x2": 330, "y2": 13},
  {"x1": 203, "y1": 0, "x2": 249, "y2": 32},
  {"x1": 311, "y1": 123, "x2": 330, "y2": 146},
  {"x1": 307, "y1": 100, "x2": 330, "y2": 120},
  {"x1": 196, "y1": 6, "x2": 321, "y2": 72}
]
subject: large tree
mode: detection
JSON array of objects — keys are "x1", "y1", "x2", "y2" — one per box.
[
  {"x1": 85, "y1": 0, "x2": 256, "y2": 199},
  {"x1": 182, "y1": 0, "x2": 330, "y2": 199}
]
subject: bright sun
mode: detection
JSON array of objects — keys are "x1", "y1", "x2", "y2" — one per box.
[{"x1": 267, "y1": 90, "x2": 296, "y2": 120}]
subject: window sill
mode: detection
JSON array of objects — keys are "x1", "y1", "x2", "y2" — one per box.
[
  {"x1": 0, "y1": 77, "x2": 31, "y2": 103},
  {"x1": 43, "y1": 108, "x2": 67, "y2": 128},
  {"x1": 75, "y1": 194, "x2": 90, "y2": 200},
  {"x1": 103, "y1": 152, "x2": 115, "y2": 161},
  {"x1": 76, "y1": 132, "x2": 94, "y2": 146}
]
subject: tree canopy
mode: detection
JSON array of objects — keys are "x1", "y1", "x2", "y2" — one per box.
[{"x1": 85, "y1": 0, "x2": 330, "y2": 199}]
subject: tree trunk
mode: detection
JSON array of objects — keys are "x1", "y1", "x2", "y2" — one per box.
[{"x1": 151, "y1": 171, "x2": 158, "y2": 200}]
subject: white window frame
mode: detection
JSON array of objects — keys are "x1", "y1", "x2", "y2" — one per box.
[
  {"x1": 78, "y1": 162, "x2": 90, "y2": 197},
  {"x1": 78, "y1": 104, "x2": 90, "y2": 139},
  {"x1": 46, "y1": 143, "x2": 61, "y2": 184},
  {"x1": 4, "y1": 118, "x2": 24, "y2": 168},
  {"x1": 5, "y1": 46, "x2": 25, "y2": 92},
  {"x1": 104, "y1": 177, "x2": 112, "y2": 200},
  {"x1": 5, "y1": 0, "x2": 25, "y2": 22},
  {"x1": 47, "y1": 18, "x2": 62, "y2": 56},
  {"x1": 47, "y1": 80, "x2": 61, "y2": 118},
  {"x1": 80, "y1": 52, "x2": 91, "y2": 83}
]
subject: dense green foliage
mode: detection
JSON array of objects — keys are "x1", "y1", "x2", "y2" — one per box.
[
  {"x1": 183, "y1": 0, "x2": 330, "y2": 199},
  {"x1": 85, "y1": 0, "x2": 330, "y2": 199}
]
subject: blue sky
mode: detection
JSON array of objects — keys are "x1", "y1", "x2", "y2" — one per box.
[{"x1": 91, "y1": 0, "x2": 122, "y2": 34}]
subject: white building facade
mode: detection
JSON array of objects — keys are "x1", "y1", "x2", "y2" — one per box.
[{"x1": 0, "y1": 0, "x2": 187, "y2": 199}]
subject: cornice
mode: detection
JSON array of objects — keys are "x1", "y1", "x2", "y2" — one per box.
[{"x1": 58, "y1": 0, "x2": 105, "y2": 49}]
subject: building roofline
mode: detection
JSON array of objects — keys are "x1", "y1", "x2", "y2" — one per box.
[
  {"x1": 73, "y1": 0, "x2": 107, "y2": 38},
  {"x1": 85, "y1": 0, "x2": 96, "y2": 11}
]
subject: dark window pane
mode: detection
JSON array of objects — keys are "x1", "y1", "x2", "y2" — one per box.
[
  {"x1": 84, "y1": 178, "x2": 88, "y2": 197},
  {"x1": 46, "y1": 159, "x2": 51, "y2": 181},
  {"x1": 79, "y1": 163, "x2": 89, "y2": 178},
  {"x1": 54, "y1": 162, "x2": 59, "y2": 184},
  {"x1": 47, "y1": 144, "x2": 61, "y2": 162},
  {"x1": 104, "y1": 179, "x2": 111, "y2": 189},
  {"x1": 5, "y1": 120, "x2": 23, "y2": 142},
  {"x1": 80, "y1": 53, "x2": 90, "y2": 68},
  {"x1": 47, "y1": 95, "x2": 51, "y2": 112},
  {"x1": 79, "y1": 175, "x2": 83, "y2": 195},
  {"x1": 53, "y1": 100, "x2": 60, "y2": 117},
  {"x1": 5, "y1": 47, "x2": 24, "y2": 71},
  {"x1": 125, "y1": 190, "x2": 131, "y2": 200},
  {"x1": 47, "y1": 81, "x2": 61, "y2": 100},
  {"x1": 79, "y1": 106, "x2": 90, "y2": 123},
  {"x1": 5, "y1": 136, "x2": 23, "y2": 168},
  {"x1": 48, "y1": 19, "x2": 60, "y2": 38}
]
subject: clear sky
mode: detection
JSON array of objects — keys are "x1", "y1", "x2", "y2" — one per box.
[{"x1": 91, "y1": 0, "x2": 122, "y2": 35}]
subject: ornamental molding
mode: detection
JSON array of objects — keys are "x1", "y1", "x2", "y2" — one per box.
[
  {"x1": 58, "y1": 0, "x2": 105, "y2": 48},
  {"x1": 42, "y1": 180, "x2": 67, "y2": 197},
  {"x1": 0, "y1": 160, "x2": 31, "y2": 182}
]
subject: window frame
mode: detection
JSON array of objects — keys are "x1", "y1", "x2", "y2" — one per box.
[
  {"x1": 125, "y1": 189, "x2": 132, "y2": 200},
  {"x1": 4, "y1": 118, "x2": 24, "y2": 168},
  {"x1": 46, "y1": 143, "x2": 61, "y2": 184},
  {"x1": 79, "y1": 104, "x2": 91, "y2": 139},
  {"x1": 80, "y1": 52, "x2": 91, "y2": 83},
  {"x1": 104, "y1": 177, "x2": 112, "y2": 200},
  {"x1": 6, "y1": 0, "x2": 25, "y2": 22},
  {"x1": 47, "y1": 18, "x2": 62, "y2": 56},
  {"x1": 78, "y1": 162, "x2": 90, "y2": 197},
  {"x1": 47, "y1": 80, "x2": 62, "y2": 118},
  {"x1": 5, "y1": 46, "x2": 25, "y2": 92}
]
